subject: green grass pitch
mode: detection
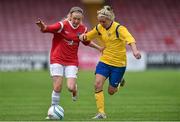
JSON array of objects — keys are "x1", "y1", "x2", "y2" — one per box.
[{"x1": 0, "y1": 70, "x2": 180, "y2": 121}]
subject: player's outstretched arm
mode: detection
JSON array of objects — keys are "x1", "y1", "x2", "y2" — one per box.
[
  {"x1": 79, "y1": 33, "x2": 87, "y2": 41},
  {"x1": 129, "y1": 42, "x2": 141, "y2": 59},
  {"x1": 88, "y1": 41, "x2": 105, "y2": 53},
  {"x1": 36, "y1": 18, "x2": 47, "y2": 32}
]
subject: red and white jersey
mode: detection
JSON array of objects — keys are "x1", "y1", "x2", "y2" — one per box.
[{"x1": 44, "y1": 20, "x2": 89, "y2": 66}]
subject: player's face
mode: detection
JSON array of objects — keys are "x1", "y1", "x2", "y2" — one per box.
[
  {"x1": 70, "y1": 12, "x2": 83, "y2": 28},
  {"x1": 98, "y1": 16, "x2": 111, "y2": 29}
]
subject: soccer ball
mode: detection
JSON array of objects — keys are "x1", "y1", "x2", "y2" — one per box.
[{"x1": 47, "y1": 105, "x2": 64, "y2": 120}]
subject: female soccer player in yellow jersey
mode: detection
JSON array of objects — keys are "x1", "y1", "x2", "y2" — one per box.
[{"x1": 79, "y1": 5, "x2": 141, "y2": 119}]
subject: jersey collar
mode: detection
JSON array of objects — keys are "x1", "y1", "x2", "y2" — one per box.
[
  {"x1": 106, "y1": 21, "x2": 113, "y2": 30},
  {"x1": 68, "y1": 20, "x2": 80, "y2": 29}
]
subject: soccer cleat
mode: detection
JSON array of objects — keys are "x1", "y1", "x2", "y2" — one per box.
[
  {"x1": 72, "y1": 96, "x2": 77, "y2": 101},
  {"x1": 72, "y1": 84, "x2": 78, "y2": 101},
  {"x1": 120, "y1": 78, "x2": 125, "y2": 87},
  {"x1": 92, "y1": 113, "x2": 107, "y2": 119},
  {"x1": 45, "y1": 116, "x2": 50, "y2": 120},
  {"x1": 45, "y1": 116, "x2": 59, "y2": 120},
  {"x1": 45, "y1": 115, "x2": 55, "y2": 120}
]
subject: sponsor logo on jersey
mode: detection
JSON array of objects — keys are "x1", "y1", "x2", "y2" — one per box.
[{"x1": 63, "y1": 39, "x2": 78, "y2": 45}]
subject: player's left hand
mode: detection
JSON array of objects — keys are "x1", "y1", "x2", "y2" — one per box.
[
  {"x1": 79, "y1": 34, "x2": 86, "y2": 41},
  {"x1": 133, "y1": 50, "x2": 141, "y2": 59}
]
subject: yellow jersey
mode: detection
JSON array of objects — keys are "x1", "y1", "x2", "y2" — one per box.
[{"x1": 86, "y1": 21, "x2": 135, "y2": 67}]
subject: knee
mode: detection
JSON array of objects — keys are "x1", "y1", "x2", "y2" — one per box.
[
  {"x1": 108, "y1": 90, "x2": 115, "y2": 95},
  {"x1": 54, "y1": 85, "x2": 61, "y2": 92},
  {"x1": 67, "y1": 82, "x2": 77, "y2": 92},
  {"x1": 53, "y1": 77, "x2": 63, "y2": 92},
  {"x1": 94, "y1": 80, "x2": 103, "y2": 91},
  {"x1": 67, "y1": 85, "x2": 74, "y2": 92},
  {"x1": 108, "y1": 87, "x2": 117, "y2": 95}
]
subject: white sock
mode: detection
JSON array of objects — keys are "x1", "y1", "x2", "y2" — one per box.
[{"x1": 51, "y1": 90, "x2": 60, "y2": 105}]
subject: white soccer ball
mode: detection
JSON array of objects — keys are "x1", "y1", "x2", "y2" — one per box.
[{"x1": 47, "y1": 105, "x2": 64, "y2": 120}]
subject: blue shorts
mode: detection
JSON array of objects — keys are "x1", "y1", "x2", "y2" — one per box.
[{"x1": 95, "y1": 62, "x2": 126, "y2": 88}]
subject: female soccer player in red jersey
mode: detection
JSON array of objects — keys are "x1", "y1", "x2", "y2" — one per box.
[{"x1": 36, "y1": 6, "x2": 103, "y2": 120}]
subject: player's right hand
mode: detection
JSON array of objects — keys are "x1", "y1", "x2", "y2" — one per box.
[
  {"x1": 36, "y1": 18, "x2": 47, "y2": 31},
  {"x1": 36, "y1": 18, "x2": 43, "y2": 27},
  {"x1": 99, "y1": 46, "x2": 105, "y2": 53}
]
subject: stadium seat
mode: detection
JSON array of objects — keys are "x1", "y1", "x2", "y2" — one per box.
[{"x1": 110, "y1": 0, "x2": 180, "y2": 52}]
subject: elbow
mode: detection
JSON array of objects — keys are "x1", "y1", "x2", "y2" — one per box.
[
  {"x1": 128, "y1": 42, "x2": 136, "y2": 45},
  {"x1": 41, "y1": 28, "x2": 47, "y2": 33},
  {"x1": 41, "y1": 26, "x2": 48, "y2": 33},
  {"x1": 83, "y1": 41, "x2": 91, "y2": 46}
]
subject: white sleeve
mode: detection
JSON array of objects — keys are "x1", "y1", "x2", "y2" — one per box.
[
  {"x1": 83, "y1": 27, "x2": 87, "y2": 34},
  {"x1": 57, "y1": 21, "x2": 64, "y2": 33}
]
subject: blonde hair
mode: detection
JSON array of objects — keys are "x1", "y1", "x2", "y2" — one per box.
[{"x1": 97, "y1": 5, "x2": 115, "y2": 20}]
